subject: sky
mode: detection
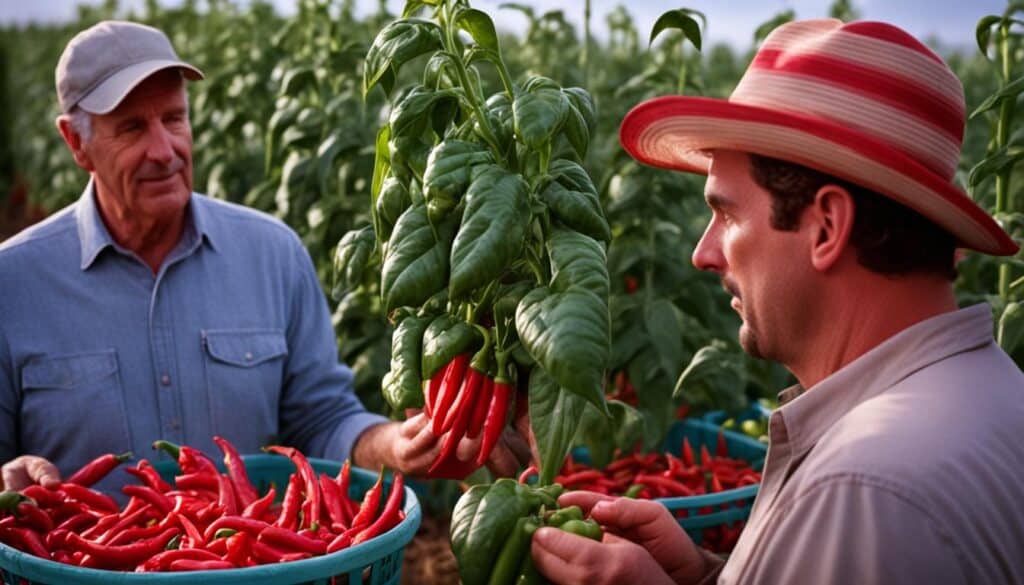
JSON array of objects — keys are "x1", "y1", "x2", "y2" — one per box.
[{"x1": 0, "y1": 0, "x2": 1009, "y2": 53}]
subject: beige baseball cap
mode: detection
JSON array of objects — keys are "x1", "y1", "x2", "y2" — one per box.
[{"x1": 55, "y1": 20, "x2": 204, "y2": 114}]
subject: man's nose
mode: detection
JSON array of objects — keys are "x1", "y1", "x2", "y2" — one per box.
[
  {"x1": 691, "y1": 223, "x2": 724, "y2": 274},
  {"x1": 144, "y1": 123, "x2": 175, "y2": 165}
]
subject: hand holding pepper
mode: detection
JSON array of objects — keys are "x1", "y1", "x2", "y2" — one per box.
[
  {"x1": 1, "y1": 455, "x2": 61, "y2": 491},
  {"x1": 530, "y1": 492, "x2": 711, "y2": 585}
]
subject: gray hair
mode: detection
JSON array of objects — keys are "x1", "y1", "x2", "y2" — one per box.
[{"x1": 67, "y1": 106, "x2": 93, "y2": 143}]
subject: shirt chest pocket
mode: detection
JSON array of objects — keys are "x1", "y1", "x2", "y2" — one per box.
[
  {"x1": 19, "y1": 350, "x2": 131, "y2": 456},
  {"x1": 201, "y1": 329, "x2": 288, "y2": 445}
]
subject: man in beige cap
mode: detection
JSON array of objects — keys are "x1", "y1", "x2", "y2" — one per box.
[
  {"x1": 526, "y1": 19, "x2": 1024, "y2": 585},
  {"x1": 0, "y1": 21, "x2": 526, "y2": 494}
]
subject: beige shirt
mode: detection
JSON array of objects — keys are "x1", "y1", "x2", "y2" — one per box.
[{"x1": 712, "y1": 304, "x2": 1024, "y2": 584}]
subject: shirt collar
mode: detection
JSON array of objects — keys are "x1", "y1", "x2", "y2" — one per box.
[
  {"x1": 76, "y1": 180, "x2": 216, "y2": 270},
  {"x1": 773, "y1": 304, "x2": 995, "y2": 458}
]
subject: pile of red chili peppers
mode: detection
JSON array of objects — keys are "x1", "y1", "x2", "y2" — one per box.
[
  {"x1": 0, "y1": 437, "x2": 405, "y2": 572},
  {"x1": 423, "y1": 351, "x2": 513, "y2": 479},
  {"x1": 553, "y1": 433, "x2": 762, "y2": 553}
]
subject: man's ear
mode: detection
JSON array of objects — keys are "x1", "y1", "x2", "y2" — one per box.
[
  {"x1": 56, "y1": 116, "x2": 94, "y2": 172},
  {"x1": 806, "y1": 184, "x2": 855, "y2": 272}
]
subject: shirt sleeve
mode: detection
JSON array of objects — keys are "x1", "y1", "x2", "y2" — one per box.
[
  {"x1": 277, "y1": 235, "x2": 387, "y2": 462},
  {"x1": 735, "y1": 475, "x2": 969, "y2": 585},
  {"x1": 0, "y1": 328, "x2": 16, "y2": 466}
]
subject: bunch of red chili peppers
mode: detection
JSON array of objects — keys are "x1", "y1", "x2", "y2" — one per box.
[
  {"x1": 422, "y1": 350, "x2": 514, "y2": 479},
  {"x1": 553, "y1": 432, "x2": 762, "y2": 554},
  {"x1": 0, "y1": 437, "x2": 405, "y2": 572}
]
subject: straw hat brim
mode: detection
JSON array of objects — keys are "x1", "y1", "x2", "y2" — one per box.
[{"x1": 620, "y1": 95, "x2": 1018, "y2": 256}]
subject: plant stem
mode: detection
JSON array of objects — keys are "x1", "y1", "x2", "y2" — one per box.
[{"x1": 997, "y1": 24, "x2": 1016, "y2": 300}]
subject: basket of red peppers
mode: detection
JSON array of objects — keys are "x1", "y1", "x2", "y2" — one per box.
[
  {"x1": 0, "y1": 437, "x2": 420, "y2": 584},
  {"x1": 558, "y1": 418, "x2": 767, "y2": 554}
]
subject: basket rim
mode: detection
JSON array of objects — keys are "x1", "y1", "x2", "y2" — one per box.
[{"x1": 0, "y1": 458, "x2": 421, "y2": 584}]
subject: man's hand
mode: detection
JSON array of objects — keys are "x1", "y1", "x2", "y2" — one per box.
[
  {"x1": 531, "y1": 491, "x2": 708, "y2": 585},
  {"x1": 354, "y1": 411, "x2": 531, "y2": 478},
  {"x1": 1, "y1": 455, "x2": 62, "y2": 491}
]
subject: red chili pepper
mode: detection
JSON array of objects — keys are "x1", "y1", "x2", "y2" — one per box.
[
  {"x1": 440, "y1": 366, "x2": 482, "y2": 434},
  {"x1": 475, "y1": 380, "x2": 511, "y2": 467},
  {"x1": 264, "y1": 446, "x2": 320, "y2": 531},
  {"x1": 326, "y1": 531, "x2": 351, "y2": 554},
  {"x1": 335, "y1": 460, "x2": 357, "y2": 523},
  {"x1": 124, "y1": 460, "x2": 173, "y2": 493},
  {"x1": 682, "y1": 437, "x2": 696, "y2": 467},
  {"x1": 213, "y1": 436, "x2": 259, "y2": 508},
  {"x1": 716, "y1": 430, "x2": 728, "y2": 458},
  {"x1": 169, "y1": 558, "x2": 235, "y2": 571},
  {"x1": 13, "y1": 502, "x2": 54, "y2": 532},
  {"x1": 67, "y1": 452, "x2": 132, "y2": 487},
  {"x1": 466, "y1": 376, "x2": 494, "y2": 439},
  {"x1": 0, "y1": 526, "x2": 50, "y2": 558},
  {"x1": 225, "y1": 531, "x2": 251, "y2": 567},
  {"x1": 106, "y1": 524, "x2": 165, "y2": 547},
  {"x1": 348, "y1": 469, "x2": 383, "y2": 533},
  {"x1": 60, "y1": 483, "x2": 118, "y2": 514},
  {"x1": 56, "y1": 512, "x2": 99, "y2": 533},
  {"x1": 66, "y1": 527, "x2": 179, "y2": 568},
  {"x1": 274, "y1": 474, "x2": 302, "y2": 531},
  {"x1": 79, "y1": 514, "x2": 119, "y2": 540},
  {"x1": 202, "y1": 515, "x2": 270, "y2": 541},
  {"x1": 20, "y1": 485, "x2": 63, "y2": 508},
  {"x1": 319, "y1": 473, "x2": 347, "y2": 529},
  {"x1": 424, "y1": 360, "x2": 451, "y2": 419},
  {"x1": 45, "y1": 528, "x2": 71, "y2": 551},
  {"x1": 700, "y1": 444, "x2": 713, "y2": 468},
  {"x1": 174, "y1": 512, "x2": 204, "y2": 549},
  {"x1": 136, "y1": 547, "x2": 224, "y2": 572},
  {"x1": 251, "y1": 539, "x2": 291, "y2": 564},
  {"x1": 431, "y1": 353, "x2": 470, "y2": 436},
  {"x1": 121, "y1": 485, "x2": 172, "y2": 515},
  {"x1": 257, "y1": 525, "x2": 327, "y2": 555},
  {"x1": 635, "y1": 474, "x2": 693, "y2": 496},
  {"x1": 352, "y1": 473, "x2": 404, "y2": 545},
  {"x1": 215, "y1": 472, "x2": 239, "y2": 517},
  {"x1": 95, "y1": 504, "x2": 153, "y2": 544},
  {"x1": 429, "y1": 367, "x2": 485, "y2": 478},
  {"x1": 556, "y1": 470, "x2": 604, "y2": 487},
  {"x1": 174, "y1": 472, "x2": 219, "y2": 492},
  {"x1": 242, "y1": 485, "x2": 276, "y2": 520}
]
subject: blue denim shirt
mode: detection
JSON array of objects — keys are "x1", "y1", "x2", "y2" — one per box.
[{"x1": 0, "y1": 182, "x2": 387, "y2": 492}]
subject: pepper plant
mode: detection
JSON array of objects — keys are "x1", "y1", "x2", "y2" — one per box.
[{"x1": 335, "y1": 0, "x2": 613, "y2": 486}]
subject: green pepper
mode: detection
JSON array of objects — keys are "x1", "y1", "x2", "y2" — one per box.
[
  {"x1": 381, "y1": 314, "x2": 431, "y2": 411},
  {"x1": 0, "y1": 491, "x2": 31, "y2": 512},
  {"x1": 559, "y1": 519, "x2": 603, "y2": 541},
  {"x1": 451, "y1": 479, "x2": 539, "y2": 585},
  {"x1": 487, "y1": 516, "x2": 535, "y2": 585},
  {"x1": 514, "y1": 517, "x2": 544, "y2": 585},
  {"x1": 544, "y1": 505, "x2": 582, "y2": 527}
]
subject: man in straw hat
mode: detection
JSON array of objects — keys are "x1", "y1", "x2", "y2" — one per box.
[
  {"x1": 0, "y1": 21, "x2": 526, "y2": 494},
  {"x1": 528, "y1": 19, "x2": 1024, "y2": 584}
]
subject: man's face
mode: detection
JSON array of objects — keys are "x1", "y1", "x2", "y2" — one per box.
[
  {"x1": 79, "y1": 69, "x2": 193, "y2": 227},
  {"x1": 691, "y1": 150, "x2": 812, "y2": 363}
]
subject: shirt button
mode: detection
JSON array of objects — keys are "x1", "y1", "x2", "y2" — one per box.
[
  {"x1": 244, "y1": 352, "x2": 254, "y2": 362},
  {"x1": 160, "y1": 374, "x2": 171, "y2": 386}
]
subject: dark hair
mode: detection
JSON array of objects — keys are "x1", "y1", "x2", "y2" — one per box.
[{"x1": 748, "y1": 153, "x2": 957, "y2": 280}]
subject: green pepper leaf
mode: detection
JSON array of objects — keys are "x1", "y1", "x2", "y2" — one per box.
[
  {"x1": 382, "y1": 315, "x2": 431, "y2": 411},
  {"x1": 561, "y1": 102, "x2": 590, "y2": 158},
  {"x1": 529, "y1": 368, "x2": 587, "y2": 485},
  {"x1": 542, "y1": 181, "x2": 611, "y2": 243},
  {"x1": 274, "y1": 151, "x2": 314, "y2": 221},
  {"x1": 450, "y1": 484, "x2": 488, "y2": 579},
  {"x1": 673, "y1": 340, "x2": 747, "y2": 402},
  {"x1": 389, "y1": 85, "x2": 460, "y2": 138},
  {"x1": 280, "y1": 66, "x2": 318, "y2": 97},
  {"x1": 376, "y1": 176, "x2": 411, "y2": 239},
  {"x1": 650, "y1": 8, "x2": 705, "y2": 50},
  {"x1": 381, "y1": 203, "x2": 458, "y2": 312},
  {"x1": 479, "y1": 92, "x2": 514, "y2": 147},
  {"x1": 364, "y1": 18, "x2": 444, "y2": 97},
  {"x1": 998, "y1": 301, "x2": 1024, "y2": 355},
  {"x1": 644, "y1": 298, "x2": 685, "y2": 382},
  {"x1": 547, "y1": 228, "x2": 610, "y2": 298},
  {"x1": 455, "y1": 7, "x2": 501, "y2": 53},
  {"x1": 516, "y1": 285, "x2": 609, "y2": 413},
  {"x1": 423, "y1": 140, "x2": 494, "y2": 222},
  {"x1": 562, "y1": 87, "x2": 597, "y2": 136},
  {"x1": 513, "y1": 81, "x2": 570, "y2": 149},
  {"x1": 449, "y1": 165, "x2": 531, "y2": 299},
  {"x1": 421, "y1": 314, "x2": 479, "y2": 379},
  {"x1": 332, "y1": 226, "x2": 375, "y2": 299}
]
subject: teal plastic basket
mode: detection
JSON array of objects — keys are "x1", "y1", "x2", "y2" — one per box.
[
  {"x1": 0, "y1": 455, "x2": 421, "y2": 585},
  {"x1": 660, "y1": 418, "x2": 767, "y2": 544}
]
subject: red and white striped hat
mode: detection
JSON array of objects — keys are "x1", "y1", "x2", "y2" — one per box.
[{"x1": 620, "y1": 19, "x2": 1018, "y2": 255}]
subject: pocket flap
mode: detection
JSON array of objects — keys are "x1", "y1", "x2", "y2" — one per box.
[
  {"x1": 203, "y1": 329, "x2": 288, "y2": 367},
  {"x1": 22, "y1": 351, "x2": 118, "y2": 390}
]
